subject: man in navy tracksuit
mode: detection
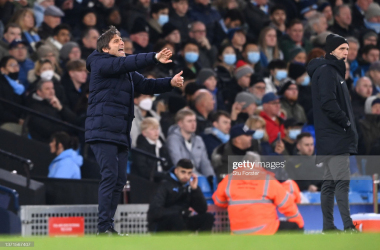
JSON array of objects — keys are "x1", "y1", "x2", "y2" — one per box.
[{"x1": 85, "y1": 26, "x2": 184, "y2": 235}]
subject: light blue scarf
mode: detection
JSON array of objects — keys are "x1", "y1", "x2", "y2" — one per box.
[{"x1": 4, "y1": 75, "x2": 25, "y2": 95}]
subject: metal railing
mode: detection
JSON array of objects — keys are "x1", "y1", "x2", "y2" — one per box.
[{"x1": 0, "y1": 149, "x2": 33, "y2": 188}]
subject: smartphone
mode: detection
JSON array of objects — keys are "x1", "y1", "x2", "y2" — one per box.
[{"x1": 277, "y1": 132, "x2": 281, "y2": 142}]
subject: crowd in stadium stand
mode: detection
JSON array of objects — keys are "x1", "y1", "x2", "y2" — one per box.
[{"x1": 1, "y1": 0, "x2": 380, "y2": 191}]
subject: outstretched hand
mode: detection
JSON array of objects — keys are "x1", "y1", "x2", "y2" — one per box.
[
  {"x1": 171, "y1": 71, "x2": 184, "y2": 88},
  {"x1": 156, "y1": 48, "x2": 173, "y2": 64}
]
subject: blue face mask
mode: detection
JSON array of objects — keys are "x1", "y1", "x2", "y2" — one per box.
[
  {"x1": 252, "y1": 129, "x2": 264, "y2": 140},
  {"x1": 223, "y1": 54, "x2": 237, "y2": 65},
  {"x1": 289, "y1": 129, "x2": 301, "y2": 140},
  {"x1": 158, "y1": 14, "x2": 169, "y2": 26},
  {"x1": 247, "y1": 51, "x2": 260, "y2": 64},
  {"x1": 301, "y1": 75, "x2": 310, "y2": 86},
  {"x1": 365, "y1": 20, "x2": 380, "y2": 34},
  {"x1": 275, "y1": 70, "x2": 287, "y2": 81},
  {"x1": 212, "y1": 128, "x2": 230, "y2": 143},
  {"x1": 185, "y1": 52, "x2": 199, "y2": 63}
]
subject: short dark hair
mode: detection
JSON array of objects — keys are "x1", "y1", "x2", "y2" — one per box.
[
  {"x1": 286, "y1": 18, "x2": 303, "y2": 29},
  {"x1": 53, "y1": 24, "x2": 71, "y2": 37},
  {"x1": 50, "y1": 132, "x2": 79, "y2": 151},
  {"x1": 0, "y1": 56, "x2": 16, "y2": 68},
  {"x1": 270, "y1": 4, "x2": 286, "y2": 16},
  {"x1": 224, "y1": 9, "x2": 245, "y2": 24},
  {"x1": 181, "y1": 39, "x2": 199, "y2": 51},
  {"x1": 96, "y1": 26, "x2": 121, "y2": 53},
  {"x1": 362, "y1": 44, "x2": 379, "y2": 55},
  {"x1": 267, "y1": 59, "x2": 287, "y2": 70},
  {"x1": 176, "y1": 158, "x2": 193, "y2": 169},
  {"x1": 296, "y1": 132, "x2": 312, "y2": 144},
  {"x1": 4, "y1": 23, "x2": 21, "y2": 34},
  {"x1": 211, "y1": 110, "x2": 231, "y2": 123},
  {"x1": 82, "y1": 27, "x2": 99, "y2": 40},
  {"x1": 66, "y1": 59, "x2": 86, "y2": 72},
  {"x1": 150, "y1": 3, "x2": 168, "y2": 17}
]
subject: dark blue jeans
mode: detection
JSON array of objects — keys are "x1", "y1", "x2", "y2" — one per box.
[{"x1": 90, "y1": 142, "x2": 128, "y2": 232}]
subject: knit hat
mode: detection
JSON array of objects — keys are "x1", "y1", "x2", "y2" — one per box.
[
  {"x1": 369, "y1": 61, "x2": 380, "y2": 72},
  {"x1": 365, "y1": 3, "x2": 380, "y2": 20},
  {"x1": 234, "y1": 60, "x2": 254, "y2": 80},
  {"x1": 325, "y1": 34, "x2": 348, "y2": 54},
  {"x1": 228, "y1": 28, "x2": 245, "y2": 41},
  {"x1": 37, "y1": 45, "x2": 57, "y2": 59},
  {"x1": 363, "y1": 30, "x2": 378, "y2": 41},
  {"x1": 235, "y1": 92, "x2": 259, "y2": 109},
  {"x1": 59, "y1": 42, "x2": 79, "y2": 61},
  {"x1": 278, "y1": 79, "x2": 297, "y2": 96},
  {"x1": 130, "y1": 18, "x2": 149, "y2": 35},
  {"x1": 250, "y1": 73, "x2": 265, "y2": 87},
  {"x1": 288, "y1": 62, "x2": 307, "y2": 80},
  {"x1": 372, "y1": 98, "x2": 380, "y2": 107},
  {"x1": 289, "y1": 47, "x2": 306, "y2": 62},
  {"x1": 196, "y1": 68, "x2": 216, "y2": 85},
  {"x1": 161, "y1": 22, "x2": 179, "y2": 38},
  {"x1": 44, "y1": 5, "x2": 65, "y2": 17},
  {"x1": 299, "y1": 0, "x2": 318, "y2": 15}
]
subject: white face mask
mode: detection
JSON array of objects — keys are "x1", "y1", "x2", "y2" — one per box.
[
  {"x1": 139, "y1": 98, "x2": 153, "y2": 111},
  {"x1": 40, "y1": 70, "x2": 54, "y2": 80}
]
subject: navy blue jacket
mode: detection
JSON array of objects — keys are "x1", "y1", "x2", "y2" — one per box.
[{"x1": 85, "y1": 51, "x2": 173, "y2": 147}]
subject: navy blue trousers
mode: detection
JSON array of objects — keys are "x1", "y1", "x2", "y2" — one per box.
[{"x1": 90, "y1": 142, "x2": 128, "y2": 232}]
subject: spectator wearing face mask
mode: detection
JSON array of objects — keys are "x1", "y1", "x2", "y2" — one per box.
[
  {"x1": 176, "y1": 39, "x2": 201, "y2": 76},
  {"x1": 278, "y1": 79, "x2": 307, "y2": 124},
  {"x1": 282, "y1": 118, "x2": 304, "y2": 155},
  {"x1": 216, "y1": 44, "x2": 236, "y2": 91},
  {"x1": 264, "y1": 59, "x2": 287, "y2": 94},
  {"x1": 228, "y1": 28, "x2": 246, "y2": 61},
  {"x1": 130, "y1": 93, "x2": 163, "y2": 148},
  {"x1": 147, "y1": 3, "x2": 169, "y2": 45},
  {"x1": 242, "y1": 42, "x2": 262, "y2": 74}
]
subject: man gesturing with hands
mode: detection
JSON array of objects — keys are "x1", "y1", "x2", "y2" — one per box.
[{"x1": 85, "y1": 26, "x2": 184, "y2": 236}]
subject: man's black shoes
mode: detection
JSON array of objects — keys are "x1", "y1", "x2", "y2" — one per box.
[
  {"x1": 322, "y1": 226, "x2": 342, "y2": 234},
  {"x1": 344, "y1": 225, "x2": 360, "y2": 234},
  {"x1": 97, "y1": 227, "x2": 127, "y2": 237}
]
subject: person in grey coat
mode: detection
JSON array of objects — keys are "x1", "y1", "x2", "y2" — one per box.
[{"x1": 166, "y1": 108, "x2": 215, "y2": 179}]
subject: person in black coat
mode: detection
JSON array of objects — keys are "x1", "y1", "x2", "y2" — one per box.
[
  {"x1": 131, "y1": 118, "x2": 173, "y2": 182},
  {"x1": 85, "y1": 26, "x2": 184, "y2": 236},
  {"x1": 147, "y1": 159, "x2": 215, "y2": 232},
  {"x1": 307, "y1": 34, "x2": 358, "y2": 233}
]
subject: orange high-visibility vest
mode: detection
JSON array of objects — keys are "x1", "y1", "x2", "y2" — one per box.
[
  {"x1": 213, "y1": 169, "x2": 304, "y2": 235},
  {"x1": 281, "y1": 179, "x2": 301, "y2": 204}
]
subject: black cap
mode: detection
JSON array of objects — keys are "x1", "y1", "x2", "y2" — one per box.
[
  {"x1": 250, "y1": 73, "x2": 265, "y2": 87},
  {"x1": 284, "y1": 118, "x2": 304, "y2": 128},
  {"x1": 9, "y1": 39, "x2": 28, "y2": 49},
  {"x1": 278, "y1": 79, "x2": 297, "y2": 96},
  {"x1": 288, "y1": 62, "x2": 306, "y2": 80},
  {"x1": 230, "y1": 124, "x2": 255, "y2": 139},
  {"x1": 130, "y1": 18, "x2": 149, "y2": 35},
  {"x1": 162, "y1": 22, "x2": 179, "y2": 38},
  {"x1": 325, "y1": 34, "x2": 348, "y2": 54}
]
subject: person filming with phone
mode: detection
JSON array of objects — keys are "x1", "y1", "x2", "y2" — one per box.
[{"x1": 148, "y1": 158, "x2": 215, "y2": 233}]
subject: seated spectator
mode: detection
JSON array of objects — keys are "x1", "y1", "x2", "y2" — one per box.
[
  {"x1": 79, "y1": 28, "x2": 99, "y2": 60},
  {"x1": 368, "y1": 62, "x2": 380, "y2": 95},
  {"x1": 269, "y1": 5, "x2": 287, "y2": 38},
  {"x1": 211, "y1": 123, "x2": 257, "y2": 182},
  {"x1": 359, "y1": 29, "x2": 378, "y2": 49},
  {"x1": 358, "y1": 97, "x2": 380, "y2": 155},
  {"x1": 27, "y1": 59, "x2": 65, "y2": 104},
  {"x1": 10, "y1": 8, "x2": 41, "y2": 53},
  {"x1": 147, "y1": 3, "x2": 169, "y2": 44},
  {"x1": 150, "y1": 40, "x2": 176, "y2": 78},
  {"x1": 351, "y1": 0, "x2": 370, "y2": 31},
  {"x1": 37, "y1": 44, "x2": 62, "y2": 76},
  {"x1": 264, "y1": 59, "x2": 287, "y2": 94},
  {"x1": 131, "y1": 117, "x2": 172, "y2": 182},
  {"x1": 299, "y1": 1, "x2": 318, "y2": 20},
  {"x1": 213, "y1": 151, "x2": 304, "y2": 235},
  {"x1": 37, "y1": 5, "x2": 64, "y2": 41},
  {"x1": 242, "y1": 42, "x2": 262, "y2": 73},
  {"x1": 258, "y1": 27, "x2": 284, "y2": 68},
  {"x1": 59, "y1": 42, "x2": 81, "y2": 71},
  {"x1": 122, "y1": 0, "x2": 150, "y2": 33},
  {"x1": 351, "y1": 77, "x2": 373, "y2": 119},
  {"x1": 347, "y1": 37, "x2": 360, "y2": 81},
  {"x1": 122, "y1": 38, "x2": 134, "y2": 55},
  {"x1": 0, "y1": 23, "x2": 21, "y2": 60},
  {"x1": 231, "y1": 92, "x2": 258, "y2": 125},
  {"x1": 176, "y1": 39, "x2": 201, "y2": 76},
  {"x1": 131, "y1": 93, "x2": 163, "y2": 148},
  {"x1": 105, "y1": 8, "x2": 129, "y2": 38},
  {"x1": 280, "y1": 19, "x2": 312, "y2": 62},
  {"x1": 228, "y1": 28, "x2": 246, "y2": 61},
  {"x1": 248, "y1": 74, "x2": 266, "y2": 106},
  {"x1": 148, "y1": 159, "x2": 215, "y2": 233},
  {"x1": 243, "y1": 0, "x2": 271, "y2": 40},
  {"x1": 61, "y1": 59, "x2": 88, "y2": 111},
  {"x1": 354, "y1": 45, "x2": 380, "y2": 80},
  {"x1": 188, "y1": 21, "x2": 218, "y2": 68},
  {"x1": 48, "y1": 131, "x2": 82, "y2": 179},
  {"x1": 8, "y1": 39, "x2": 34, "y2": 89},
  {"x1": 166, "y1": 108, "x2": 215, "y2": 178},
  {"x1": 201, "y1": 110, "x2": 231, "y2": 159},
  {"x1": 307, "y1": 12, "x2": 328, "y2": 40},
  {"x1": 216, "y1": 44, "x2": 236, "y2": 91},
  {"x1": 160, "y1": 94, "x2": 187, "y2": 137},
  {"x1": 318, "y1": 2, "x2": 333, "y2": 26},
  {"x1": 34, "y1": 0, "x2": 55, "y2": 28},
  {"x1": 278, "y1": 79, "x2": 307, "y2": 124},
  {"x1": 71, "y1": 8, "x2": 98, "y2": 40},
  {"x1": 288, "y1": 47, "x2": 307, "y2": 65},
  {"x1": 93, "y1": 0, "x2": 115, "y2": 30},
  {"x1": 213, "y1": 9, "x2": 244, "y2": 48},
  {"x1": 285, "y1": 133, "x2": 323, "y2": 192},
  {"x1": 196, "y1": 68, "x2": 224, "y2": 110},
  {"x1": 259, "y1": 92, "x2": 285, "y2": 144},
  {"x1": 0, "y1": 56, "x2": 25, "y2": 134},
  {"x1": 328, "y1": 4, "x2": 357, "y2": 38},
  {"x1": 130, "y1": 18, "x2": 152, "y2": 54},
  {"x1": 306, "y1": 48, "x2": 326, "y2": 65},
  {"x1": 161, "y1": 22, "x2": 181, "y2": 49},
  {"x1": 169, "y1": 0, "x2": 190, "y2": 42},
  {"x1": 27, "y1": 79, "x2": 77, "y2": 142},
  {"x1": 282, "y1": 118, "x2": 304, "y2": 155},
  {"x1": 191, "y1": 89, "x2": 214, "y2": 135},
  {"x1": 363, "y1": 2, "x2": 380, "y2": 33},
  {"x1": 45, "y1": 24, "x2": 71, "y2": 56}
]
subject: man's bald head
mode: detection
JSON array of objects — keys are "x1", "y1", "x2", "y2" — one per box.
[{"x1": 193, "y1": 89, "x2": 214, "y2": 113}]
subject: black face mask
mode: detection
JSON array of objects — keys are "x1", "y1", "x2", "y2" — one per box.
[{"x1": 8, "y1": 72, "x2": 19, "y2": 80}]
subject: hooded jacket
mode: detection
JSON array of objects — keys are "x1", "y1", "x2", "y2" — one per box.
[
  {"x1": 307, "y1": 56, "x2": 358, "y2": 162},
  {"x1": 48, "y1": 149, "x2": 83, "y2": 179},
  {"x1": 84, "y1": 50, "x2": 173, "y2": 147},
  {"x1": 166, "y1": 125, "x2": 215, "y2": 177}
]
